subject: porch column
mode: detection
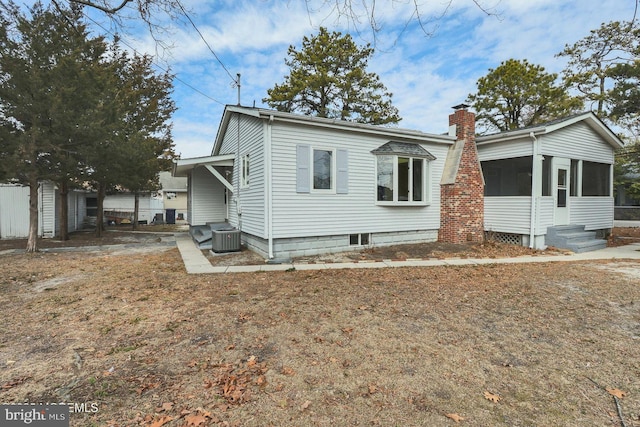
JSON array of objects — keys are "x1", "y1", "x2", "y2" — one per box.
[{"x1": 530, "y1": 133, "x2": 543, "y2": 246}]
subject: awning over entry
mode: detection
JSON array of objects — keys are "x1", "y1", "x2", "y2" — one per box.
[{"x1": 172, "y1": 153, "x2": 235, "y2": 193}]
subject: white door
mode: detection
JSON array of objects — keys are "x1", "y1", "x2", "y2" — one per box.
[{"x1": 553, "y1": 158, "x2": 571, "y2": 225}]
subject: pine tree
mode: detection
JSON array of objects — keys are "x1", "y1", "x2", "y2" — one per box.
[
  {"x1": 83, "y1": 44, "x2": 175, "y2": 236},
  {"x1": 557, "y1": 20, "x2": 639, "y2": 116},
  {"x1": 0, "y1": 1, "x2": 106, "y2": 250},
  {"x1": 264, "y1": 27, "x2": 400, "y2": 125},
  {"x1": 467, "y1": 59, "x2": 582, "y2": 133}
]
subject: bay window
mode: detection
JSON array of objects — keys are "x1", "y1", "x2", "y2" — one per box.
[{"x1": 374, "y1": 143, "x2": 433, "y2": 206}]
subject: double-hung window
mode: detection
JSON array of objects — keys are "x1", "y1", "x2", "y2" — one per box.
[
  {"x1": 372, "y1": 141, "x2": 435, "y2": 206},
  {"x1": 296, "y1": 145, "x2": 348, "y2": 194},
  {"x1": 313, "y1": 149, "x2": 333, "y2": 190}
]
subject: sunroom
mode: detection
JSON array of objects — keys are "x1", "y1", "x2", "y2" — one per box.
[{"x1": 476, "y1": 112, "x2": 623, "y2": 251}]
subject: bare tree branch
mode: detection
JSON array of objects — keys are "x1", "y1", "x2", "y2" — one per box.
[
  {"x1": 303, "y1": 0, "x2": 499, "y2": 47},
  {"x1": 70, "y1": 0, "x2": 132, "y2": 14},
  {"x1": 63, "y1": 0, "x2": 500, "y2": 52}
]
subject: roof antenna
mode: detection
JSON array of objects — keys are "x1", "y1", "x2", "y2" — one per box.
[{"x1": 236, "y1": 73, "x2": 241, "y2": 106}]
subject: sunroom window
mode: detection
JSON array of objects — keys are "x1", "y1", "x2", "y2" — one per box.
[{"x1": 582, "y1": 161, "x2": 611, "y2": 196}]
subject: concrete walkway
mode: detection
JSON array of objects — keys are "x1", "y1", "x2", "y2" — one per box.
[
  {"x1": 615, "y1": 220, "x2": 640, "y2": 227},
  {"x1": 174, "y1": 233, "x2": 640, "y2": 274}
]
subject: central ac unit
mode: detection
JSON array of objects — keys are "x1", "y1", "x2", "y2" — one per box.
[{"x1": 212, "y1": 228, "x2": 241, "y2": 253}]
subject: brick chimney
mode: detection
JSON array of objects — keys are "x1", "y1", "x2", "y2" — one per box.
[{"x1": 438, "y1": 104, "x2": 485, "y2": 244}]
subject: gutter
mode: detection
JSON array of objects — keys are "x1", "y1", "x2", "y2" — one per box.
[
  {"x1": 255, "y1": 110, "x2": 456, "y2": 145},
  {"x1": 477, "y1": 126, "x2": 546, "y2": 144},
  {"x1": 236, "y1": 113, "x2": 242, "y2": 236}
]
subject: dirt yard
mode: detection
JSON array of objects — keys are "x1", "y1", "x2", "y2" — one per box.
[{"x1": 1, "y1": 229, "x2": 640, "y2": 426}]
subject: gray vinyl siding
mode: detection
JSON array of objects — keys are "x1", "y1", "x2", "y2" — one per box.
[
  {"x1": 477, "y1": 137, "x2": 532, "y2": 162},
  {"x1": 190, "y1": 166, "x2": 227, "y2": 225},
  {"x1": 478, "y1": 123, "x2": 615, "y2": 165},
  {"x1": 570, "y1": 197, "x2": 613, "y2": 230},
  {"x1": 484, "y1": 197, "x2": 531, "y2": 234},
  {"x1": 269, "y1": 121, "x2": 448, "y2": 239},
  {"x1": 540, "y1": 123, "x2": 615, "y2": 163},
  {"x1": 218, "y1": 113, "x2": 266, "y2": 237},
  {"x1": 537, "y1": 197, "x2": 554, "y2": 232},
  {"x1": 484, "y1": 196, "x2": 557, "y2": 236}
]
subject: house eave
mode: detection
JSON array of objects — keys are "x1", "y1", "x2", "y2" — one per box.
[
  {"x1": 476, "y1": 128, "x2": 545, "y2": 145},
  {"x1": 211, "y1": 105, "x2": 456, "y2": 154},
  {"x1": 172, "y1": 153, "x2": 235, "y2": 177},
  {"x1": 476, "y1": 112, "x2": 624, "y2": 149},
  {"x1": 258, "y1": 110, "x2": 456, "y2": 144}
]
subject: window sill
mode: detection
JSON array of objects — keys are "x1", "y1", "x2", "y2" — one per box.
[
  {"x1": 310, "y1": 189, "x2": 336, "y2": 194},
  {"x1": 376, "y1": 201, "x2": 430, "y2": 207}
]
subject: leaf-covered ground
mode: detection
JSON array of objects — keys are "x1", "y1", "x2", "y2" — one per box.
[{"x1": 1, "y1": 230, "x2": 640, "y2": 426}]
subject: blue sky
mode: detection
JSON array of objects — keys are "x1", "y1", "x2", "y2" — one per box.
[{"x1": 80, "y1": 0, "x2": 638, "y2": 158}]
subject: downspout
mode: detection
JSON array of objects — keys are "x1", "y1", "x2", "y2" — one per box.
[
  {"x1": 236, "y1": 113, "x2": 242, "y2": 234},
  {"x1": 266, "y1": 115, "x2": 274, "y2": 259},
  {"x1": 529, "y1": 132, "x2": 539, "y2": 248}
]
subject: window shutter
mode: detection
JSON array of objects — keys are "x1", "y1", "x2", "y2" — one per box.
[
  {"x1": 336, "y1": 149, "x2": 348, "y2": 194},
  {"x1": 296, "y1": 144, "x2": 310, "y2": 193}
]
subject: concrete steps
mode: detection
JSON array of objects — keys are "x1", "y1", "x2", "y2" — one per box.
[
  {"x1": 546, "y1": 225, "x2": 607, "y2": 253},
  {"x1": 190, "y1": 223, "x2": 232, "y2": 249}
]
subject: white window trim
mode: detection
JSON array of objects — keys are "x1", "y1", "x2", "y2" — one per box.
[
  {"x1": 375, "y1": 155, "x2": 431, "y2": 206},
  {"x1": 241, "y1": 153, "x2": 250, "y2": 188},
  {"x1": 311, "y1": 147, "x2": 336, "y2": 194}
]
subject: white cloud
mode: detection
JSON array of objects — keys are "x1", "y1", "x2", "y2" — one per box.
[{"x1": 84, "y1": 0, "x2": 640, "y2": 158}]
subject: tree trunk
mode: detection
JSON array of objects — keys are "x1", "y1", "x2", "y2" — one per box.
[
  {"x1": 59, "y1": 180, "x2": 69, "y2": 241},
  {"x1": 598, "y1": 74, "x2": 605, "y2": 115},
  {"x1": 96, "y1": 182, "x2": 106, "y2": 238},
  {"x1": 26, "y1": 177, "x2": 39, "y2": 253},
  {"x1": 133, "y1": 191, "x2": 139, "y2": 231}
]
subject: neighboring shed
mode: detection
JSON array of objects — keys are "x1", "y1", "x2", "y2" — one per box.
[{"x1": 0, "y1": 182, "x2": 86, "y2": 239}]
